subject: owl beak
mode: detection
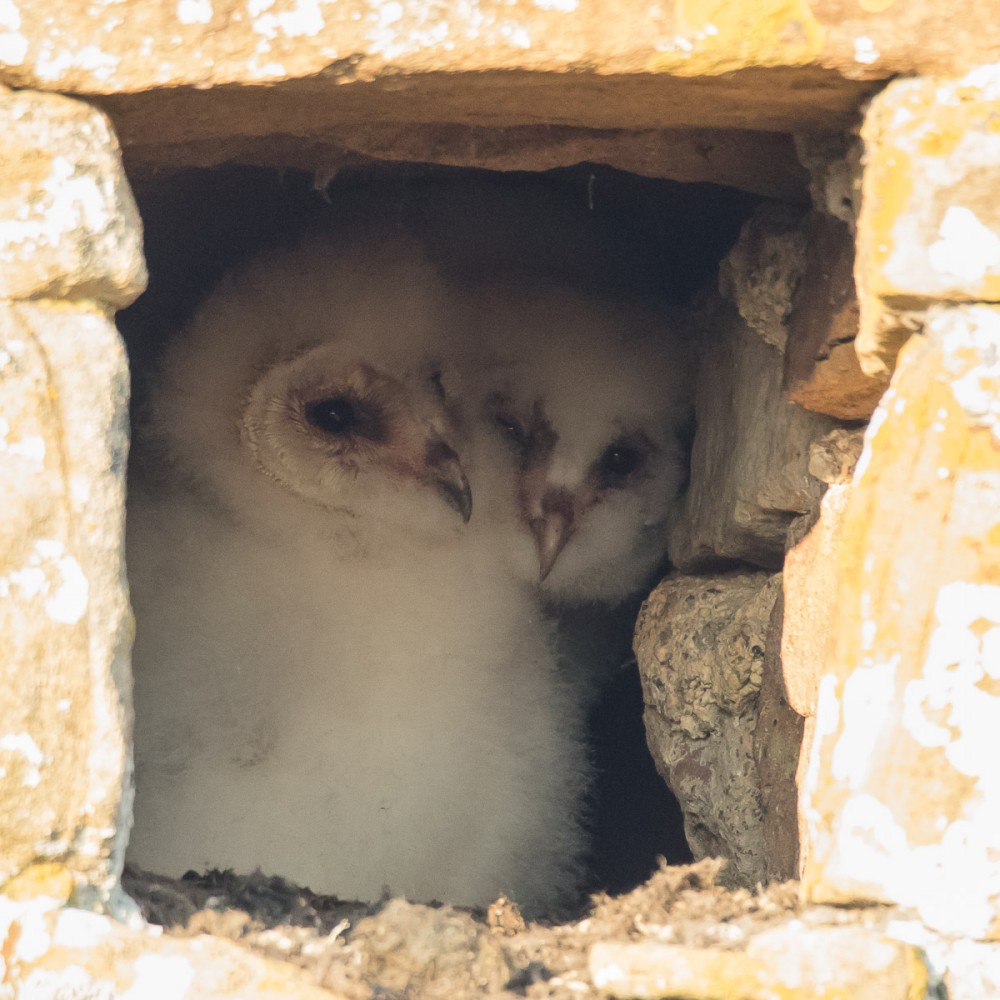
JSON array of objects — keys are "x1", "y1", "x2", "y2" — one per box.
[
  {"x1": 529, "y1": 489, "x2": 576, "y2": 581},
  {"x1": 426, "y1": 440, "x2": 473, "y2": 523}
]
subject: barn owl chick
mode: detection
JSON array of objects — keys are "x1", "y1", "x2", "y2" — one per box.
[
  {"x1": 126, "y1": 236, "x2": 589, "y2": 916},
  {"x1": 460, "y1": 283, "x2": 694, "y2": 607}
]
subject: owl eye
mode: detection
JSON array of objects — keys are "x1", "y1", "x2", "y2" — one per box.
[
  {"x1": 494, "y1": 412, "x2": 527, "y2": 450},
  {"x1": 597, "y1": 443, "x2": 643, "y2": 484},
  {"x1": 304, "y1": 397, "x2": 358, "y2": 436}
]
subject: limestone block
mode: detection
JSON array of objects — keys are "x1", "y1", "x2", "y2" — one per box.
[
  {"x1": 634, "y1": 571, "x2": 781, "y2": 887},
  {"x1": 856, "y1": 68, "x2": 1000, "y2": 378},
  {"x1": 590, "y1": 926, "x2": 928, "y2": 1000},
  {"x1": 801, "y1": 304, "x2": 1000, "y2": 939},
  {"x1": 0, "y1": 301, "x2": 132, "y2": 901},
  {"x1": 5, "y1": 0, "x2": 1000, "y2": 108},
  {"x1": 669, "y1": 301, "x2": 836, "y2": 571},
  {"x1": 784, "y1": 213, "x2": 889, "y2": 420},
  {"x1": 0, "y1": 89, "x2": 146, "y2": 305},
  {"x1": 718, "y1": 203, "x2": 808, "y2": 353},
  {"x1": 0, "y1": 893, "x2": 339, "y2": 999}
]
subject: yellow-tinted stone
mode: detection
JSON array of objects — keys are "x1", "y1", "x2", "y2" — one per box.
[
  {"x1": 590, "y1": 926, "x2": 928, "y2": 1000},
  {"x1": 802, "y1": 303, "x2": 1000, "y2": 940},
  {"x1": 3, "y1": 863, "x2": 74, "y2": 904},
  {"x1": 856, "y1": 70, "x2": 1000, "y2": 377}
]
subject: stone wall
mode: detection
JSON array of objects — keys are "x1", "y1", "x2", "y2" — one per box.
[
  {"x1": 0, "y1": 89, "x2": 144, "y2": 905},
  {"x1": 3, "y1": 1, "x2": 1000, "y2": 996}
]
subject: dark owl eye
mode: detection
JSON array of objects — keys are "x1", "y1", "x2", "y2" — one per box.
[
  {"x1": 304, "y1": 397, "x2": 357, "y2": 436},
  {"x1": 494, "y1": 412, "x2": 527, "y2": 449},
  {"x1": 598, "y1": 443, "x2": 643, "y2": 483}
]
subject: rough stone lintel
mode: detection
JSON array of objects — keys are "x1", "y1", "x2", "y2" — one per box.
[
  {"x1": 4, "y1": 0, "x2": 1000, "y2": 100},
  {"x1": 9, "y1": 0, "x2": 999, "y2": 191}
]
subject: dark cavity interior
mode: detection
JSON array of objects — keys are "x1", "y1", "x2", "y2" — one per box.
[{"x1": 118, "y1": 160, "x2": 768, "y2": 905}]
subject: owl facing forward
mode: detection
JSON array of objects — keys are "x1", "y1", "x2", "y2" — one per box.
[{"x1": 126, "y1": 235, "x2": 589, "y2": 916}]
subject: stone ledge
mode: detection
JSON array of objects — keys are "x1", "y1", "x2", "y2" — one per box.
[{"x1": 4, "y1": 0, "x2": 1000, "y2": 98}]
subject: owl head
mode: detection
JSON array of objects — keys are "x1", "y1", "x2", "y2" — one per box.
[
  {"x1": 463, "y1": 284, "x2": 694, "y2": 604},
  {"x1": 143, "y1": 236, "x2": 472, "y2": 544}
]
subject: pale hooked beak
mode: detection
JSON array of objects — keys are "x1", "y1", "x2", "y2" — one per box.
[
  {"x1": 529, "y1": 489, "x2": 575, "y2": 581},
  {"x1": 426, "y1": 439, "x2": 473, "y2": 523}
]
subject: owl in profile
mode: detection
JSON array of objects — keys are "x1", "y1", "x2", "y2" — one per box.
[{"x1": 125, "y1": 234, "x2": 589, "y2": 917}]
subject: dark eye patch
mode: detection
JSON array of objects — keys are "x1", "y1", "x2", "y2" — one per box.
[
  {"x1": 430, "y1": 370, "x2": 446, "y2": 401},
  {"x1": 597, "y1": 442, "x2": 644, "y2": 485},
  {"x1": 304, "y1": 396, "x2": 385, "y2": 443},
  {"x1": 494, "y1": 411, "x2": 528, "y2": 450}
]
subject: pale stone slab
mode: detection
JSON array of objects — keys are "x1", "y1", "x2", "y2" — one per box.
[
  {"x1": 0, "y1": 894, "x2": 341, "y2": 999},
  {"x1": 802, "y1": 304, "x2": 1000, "y2": 940},
  {"x1": 590, "y1": 926, "x2": 927, "y2": 1000},
  {"x1": 0, "y1": 301, "x2": 132, "y2": 902},
  {"x1": 634, "y1": 571, "x2": 780, "y2": 887},
  {"x1": 4, "y1": 0, "x2": 1000, "y2": 101},
  {"x1": 0, "y1": 89, "x2": 146, "y2": 305}
]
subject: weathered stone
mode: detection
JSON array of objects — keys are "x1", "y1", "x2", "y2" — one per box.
[
  {"x1": 0, "y1": 89, "x2": 146, "y2": 305},
  {"x1": 6, "y1": 0, "x2": 1000, "y2": 109},
  {"x1": 807, "y1": 426, "x2": 865, "y2": 487},
  {"x1": 931, "y1": 935, "x2": 1000, "y2": 1000},
  {"x1": 0, "y1": 895, "x2": 341, "y2": 998},
  {"x1": 888, "y1": 919, "x2": 1000, "y2": 1000},
  {"x1": 802, "y1": 304, "x2": 1000, "y2": 939},
  {"x1": 784, "y1": 213, "x2": 890, "y2": 419},
  {"x1": 349, "y1": 898, "x2": 513, "y2": 996},
  {"x1": 635, "y1": 571, "x2": 781, "y2": 888},
  {"x1": 669, "y1": 301, "x2": 837, "y2": 571},
  {"x1": 718, "y1": 203, "x2": 809, "y2": 353},
  {"x1": 855, "y1": 68, "x2": 1000, "y2": 378},
  {"x1": 792, "y1": 131, "x2": 861, "y2": 230},
  {"x1": 117, "y1": 125, "x2": 810, "y2": 201},
  {"x1": 590, "y1": 926, "x2": 928, "y2": 1000},
  {"x1": 0, "y1": 301, "x2": 132, "y2": 902},
  {"x1": 752, "y1": 591, "x2": 803, "y2": 882},
  {"x1": 781, "y1": 431, "x2": 861, "y2": 878},
  {"x1": 781, "y1": 433, "x2": 862, "y2": 719}
]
